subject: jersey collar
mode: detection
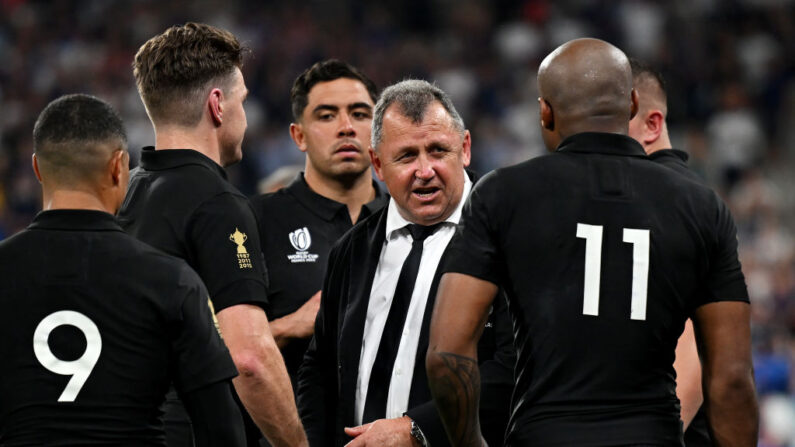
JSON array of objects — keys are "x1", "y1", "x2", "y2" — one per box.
[
  {"x1": 138, "y1": 146, "x2": 228, "y2": 180},
  {"x1": 28, "y1": 209, "x2": 125, "y2": 232},
  {"x1": 556, "y1": 132, "x2": 648, "y2": 158},
  {"x1": 649, "y1": 148, "x2": 689, "y2": 163},
  {"x1": 286, "y1": 172, "x2": 388, "y2": 222}
]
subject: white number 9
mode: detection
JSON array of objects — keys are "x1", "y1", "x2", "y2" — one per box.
[{"x1": 33, "y1": 311, "x2": 102, "y2": 402}]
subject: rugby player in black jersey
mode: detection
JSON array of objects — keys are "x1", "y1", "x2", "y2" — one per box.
[
  {"x1": 118, "y1": 23, "x2": 306, "y2": 447},
  {"x1": 427, "y1": 38, "x2": 757, "y2": 447},
  {"x1": 0, "y1": 94, "x2": 244, "y2": 446},
  {"x1": 251, "y1": 60, "x2": 386, "y2": 385}
]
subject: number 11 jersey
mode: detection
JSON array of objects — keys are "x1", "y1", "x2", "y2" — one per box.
[{"x1": 442, "y1": 132, "x2": 749, "y2": 446}]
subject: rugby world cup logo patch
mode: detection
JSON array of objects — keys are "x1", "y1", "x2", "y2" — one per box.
[
  {"x1": 289, "y1": 227, "x2": 312, "y2": 251},
  {"x1": 287, "y1": 227, "x2": 319, "y2": 263}
]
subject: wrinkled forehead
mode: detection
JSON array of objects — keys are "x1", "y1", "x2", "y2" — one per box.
[{"x1": 381, "y1": 104, "x2": 460, "y2": 144}]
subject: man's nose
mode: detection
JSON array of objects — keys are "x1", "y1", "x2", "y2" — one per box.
[
  {"x1": 415, "y1": 155, "x2": 435, "y2": 180},
  {"x1": 337, "y1": 113, "x2": 355, "y2": 137}
]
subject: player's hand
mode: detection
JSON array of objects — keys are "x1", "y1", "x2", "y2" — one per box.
[
  {"x1": 291, "y1": 290, "x2": 321, "y2": 339},
  {"x1": 343, "y1": 416, "x2": 419, "y2": 446}
]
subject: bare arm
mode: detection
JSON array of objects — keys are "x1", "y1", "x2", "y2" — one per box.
[
  {"x1": 674, "y1": 319, "x2": 703, "y2": 428},
  {"x1": 216, "y1": 304, "x2": 308, "y2": 447},
  {"x1": 693, "y1": 301, "x2": 757, "y2": 447},
  {"x1": 269, "y1": 291, "x2": 321, "y2": 349},
  {"x1": 426, "y1": 273, "x2": 498, "y2": 447}
]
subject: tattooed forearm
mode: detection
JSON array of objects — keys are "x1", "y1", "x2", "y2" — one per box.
[{"x1": 427, "y1": 351, "x2": 485, "y2": 447}]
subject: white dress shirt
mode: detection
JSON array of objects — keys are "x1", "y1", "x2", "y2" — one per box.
[{"x1": 355, "y1": 172, "x2": 472, "y2": 425}]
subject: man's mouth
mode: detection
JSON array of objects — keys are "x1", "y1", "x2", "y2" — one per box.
[
  {"x1": 334, "y1": 143, "x2": 360, "y2": 155},
  {"x1": 412, "y1": 186, "x2": 440, "y2": 201}
]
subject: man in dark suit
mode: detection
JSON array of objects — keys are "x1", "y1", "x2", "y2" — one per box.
[{"x1": 297, "y1": 79, "x2": 514, "y2": 446}]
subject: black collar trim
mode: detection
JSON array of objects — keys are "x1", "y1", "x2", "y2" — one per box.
[
  {"x1": 649, "y1": 149, "x2": 689, "y2": 163},
  {"x1": 28, "y1": 209, "x2": 124, "y2": 232},
  {"x1": 138, "y1": 146, "x2": 228, "y2": 180},
  {"x1": 286, "y1": 173, "x2": 388, "y2": 222},
  {"x1": 556, "y1": 132, "x2": 647, "y2": 158}
]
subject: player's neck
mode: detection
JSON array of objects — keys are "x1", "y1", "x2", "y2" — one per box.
[
  {"x1": 304, "y1": 168, "x2": 375, "y2": 224},
  {"x1": 563, "y1": 117, "x2": 631, "y2": 139},
  {"x1": 646, "y1": 133, "x2": 673, "y2": 155},
  {"x1": 153, "y1": 124, "x2": 222, "y2": 166},
  {"x1": 41, "y1": 188, "x2": 115, "y2": 214}
]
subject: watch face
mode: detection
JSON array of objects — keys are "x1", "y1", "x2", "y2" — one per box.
[{"x1": 410, "y1": 420, "x2": 427, "y2": 445}]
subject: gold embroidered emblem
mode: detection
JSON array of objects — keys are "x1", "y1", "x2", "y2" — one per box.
[
  {"x1": 207, "y1": 297, "x2": 222, "y2": 337},
  {"x1": 229, "y1": 228, "x2": 253, "y2": 269}
]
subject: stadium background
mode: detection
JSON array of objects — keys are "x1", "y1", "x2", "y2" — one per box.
[{"x1": 1, "y1": 0, "x2": 793, "y2": 443}]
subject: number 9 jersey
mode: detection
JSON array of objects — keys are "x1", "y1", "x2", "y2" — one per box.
[
  {"x1": 441, "y1": 132, "x2": 749, "y2": 446},
  {"x1": 0, "y1": 209, "x2": 238, "y2": 445}
]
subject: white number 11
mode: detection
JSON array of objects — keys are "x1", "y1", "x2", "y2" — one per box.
[{"x1": 576, "y1": 223, "x2": 650, "y2": 321}]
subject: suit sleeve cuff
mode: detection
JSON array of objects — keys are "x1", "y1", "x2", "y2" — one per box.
[{"x1": 405, "y1": 401, "x2": 449, "y2": 447}]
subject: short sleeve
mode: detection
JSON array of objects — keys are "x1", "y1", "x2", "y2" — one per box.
[
  {"x1": 442, "y1": 171, "x2": 503, "y2": 285},
  {"x1": 700, "y1": 197, "x2": 749, "y2": 305},
  {"x1": 187, "y1": 193, "x2": 269, "y2": 312},
  {"x1": 170, "y1": 266, "x2": 238, "y2": 393}
]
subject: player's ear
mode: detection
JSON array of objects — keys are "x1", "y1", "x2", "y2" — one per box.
[
  {"x1": 289, "y1": 122, "x2": 308, "y2": 153},
  {"x1": 539, "y1": 97, "x2": 554, "y2": 131},
  {"x1": 208, "y1": 88, "x2": 224, "y2": 126},
  {"x1": 369, "y1": 146, "x2": 384, "y2": 181},
  {"x1": 109, "y1": 149, "x2": 128, "y2": 187},
  {"x1": 461, "y1": 130, "x2": 472, "y2": 168},
  {"x1": 645, "y1": 110, "x2": 665, "y2": 144},
  {"x1": 32, "y1": 154, "x2": 43, "y2": 183}
]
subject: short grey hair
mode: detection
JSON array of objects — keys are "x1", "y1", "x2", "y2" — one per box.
[{"x1": 371, "y1": 79, "x2": 465, "y2": 149}]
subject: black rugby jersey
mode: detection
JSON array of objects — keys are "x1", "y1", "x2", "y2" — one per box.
[
  {"x1": 443, "y1": 132, "x2": 748, "y2": 446},
  {"x1": 251, "y1": 173, "x2": 386, "y2": 377},
  {"x1": 651, "y1": 148, "x2": 712, "y2": 447},
  {"x1": 650, "y1": 149, "x2": 704, "y2": 184},
  {"x1": 0, "y1": 210, "x2": 237, "y2": 445},
  {"x1": 118, "y1": 147, "x2": 268, "y2": 312}
]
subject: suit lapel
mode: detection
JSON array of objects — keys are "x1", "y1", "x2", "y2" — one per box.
[{"x1": 338, "y1": 208, "x2": 388, "y2": 427}]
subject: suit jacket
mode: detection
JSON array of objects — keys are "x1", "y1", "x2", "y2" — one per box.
[{"x1": 297, "y1": 205, "x2": 515, "y2": 447}]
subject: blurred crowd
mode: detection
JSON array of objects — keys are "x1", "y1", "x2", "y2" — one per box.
[{"x1": 1, "y1": 0, "x2": 793, "y2": 443}]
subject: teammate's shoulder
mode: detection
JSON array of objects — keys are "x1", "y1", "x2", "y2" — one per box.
[
  {"x1": 472, "y1": 154, "x2": 555, "y2": 189},
  {"x1": 0, "y1": 228, "x2": 30, "y2": 253},
  {"x1": 126, "y1": 236, "x2": 205, "y2": 288},
  {"x1": 116, "y1": 232, "x2": 192, "y2": 271}
]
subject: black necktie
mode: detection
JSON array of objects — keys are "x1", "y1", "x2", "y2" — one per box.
[{"x1": 362, "y1": 223, "x2": 441, "y2": 423}]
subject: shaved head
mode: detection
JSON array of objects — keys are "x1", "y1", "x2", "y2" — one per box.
[{"x1": 537, "y1": 38, "x2": 636, "y2": 149}]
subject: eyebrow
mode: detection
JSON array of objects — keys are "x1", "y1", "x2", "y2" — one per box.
[
  {"x1": 311, "y1": 102, "x2": 373, "y2": 115},
  {"x1": 312, "y1": 104, "x2": 339, "y2": 114},
  {"x1": 348, "y1": 102, "x2": 373, "y2": 111}
]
